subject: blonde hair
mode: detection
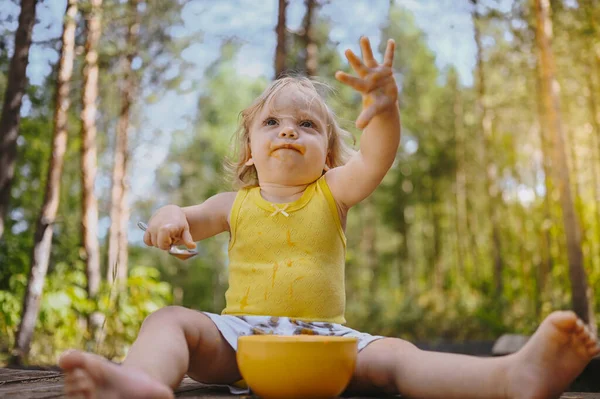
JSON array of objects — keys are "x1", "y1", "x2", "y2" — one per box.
[{"x1": 227, "y1": 76, "x2": 355, "y2": 189}]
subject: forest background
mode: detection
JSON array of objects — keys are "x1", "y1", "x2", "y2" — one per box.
[{"x1": 1, "y1": 0, "x2": 599, "y2": 365}]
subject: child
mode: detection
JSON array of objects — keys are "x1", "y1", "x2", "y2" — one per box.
[{"x1": 60, "y1": 37, "x2": 599, "y2": 399}]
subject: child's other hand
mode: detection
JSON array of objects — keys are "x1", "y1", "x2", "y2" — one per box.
[
  {"x1": 335, "y1": 37, "x2": 397, "y2": 129},
  {"x1": 143, "y1": 205, "x2": 196, "y2": 250}
]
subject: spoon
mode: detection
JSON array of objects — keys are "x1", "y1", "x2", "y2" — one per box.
[{"x1": 137, "y1": 221, "x2": 198, "y2": 260}]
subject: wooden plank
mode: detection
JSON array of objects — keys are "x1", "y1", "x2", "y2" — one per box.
[
  {"x1": 0, "y1": 369, "x2": 61, "y2": 384},
  {"x1": 174, "y1": 377, "x2": 244, "y2": 398},
  {"x1": 0, "y1": 377, "x2": 64, "y2": 399},
  {"x1": 0, "y1": 369, "x2": 598, "y2": 398}
]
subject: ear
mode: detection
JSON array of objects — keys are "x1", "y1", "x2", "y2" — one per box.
[
  {"x1": 245, "y1": 157, "x2": 255, "y2": 166},
  {"x1": 324, "y1": 154, "x2": 333, "y2": 171}
]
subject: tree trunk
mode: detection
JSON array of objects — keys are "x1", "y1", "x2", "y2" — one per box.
[
  {"x1": 301, "y1": 0, "x2": 318, "y2": 77},
  {"x1": 531, "y1": 50, "x2": 555, "y2": 309},
  {"x1": 11, "y1": 0, "x2": 78, "y2": 364},
  {"x1": 117, "y1": 186, "x2": 130, "y2": 282},
  {"x1": 471, "y1": 0, "x2": 503, "y2": 300},
  {"x1": 431, "y1": 199, "x2": 443, "y2": 292},
  {"x1": 81, "y1": 0, "x2": 103, "y2": 333},
  {"x1": 274, "y1": 0, "x2": 288, "y2": 79},
  {"x1": 585, "y1": 61, "x2": 600, "y2": 272},
  {"x1": 452, "y1": 75, "x2": 468, "y2": 280},
  {"x1": 535, "y1": 113, "x2": 554, "y2": 310},
  {"x1": 361, "y1": 200, "x2": 377, "y2": 291},
  {"x1": 582, "y1": 1, "x2": 600, "y2": 267},
  {"x1": 534, "y1": 0, "x2": 593, "y2": 326},
  {"x1": 107, "y1": 0, "x2": 139, "y2": 284},
  {"x1": 581, "y1": 0, "x2": 600, "y2": 93},
  {"x1": 0, "y1": 0, "x2": 38, "y2": 240},
  {"x1": 562, "y1": 101, "x2": 591, "y2": 281},
  {"x1": 396, "y1": 206, "x2": 411, "y2": 291}
]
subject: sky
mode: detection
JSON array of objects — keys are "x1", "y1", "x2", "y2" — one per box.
[{"x1": 2, "y1": 0, "x2": 482, "y2": 239}]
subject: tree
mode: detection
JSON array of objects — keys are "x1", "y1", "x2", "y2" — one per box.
[
  {"x1": 274, "y1": 0, "x2": 288, "y2": 79},
  {"x1": 533, "y1": 0, "x2": 593, "y2": 326},
  {"x1": 471, "y1": 0, "x2": 504, "y2": 302},
  {"x1": 12, "y1": 0, "x2": 78, "y2": 363},
  {"x1": 80, "y1": 0, "x2": 103, "y2": 332},
  {"x1": 0, "y1": 0, "x2": 38, "y2": 240},
  {"x1": 449, "y1": 69, "x2": 468, "y2": 279},
  {"x1": 107, "y1": 0, "x2": 140, "y2": 284},
  {"x1": 301, "y1": 0, "x2": 319, "y2": 77}
]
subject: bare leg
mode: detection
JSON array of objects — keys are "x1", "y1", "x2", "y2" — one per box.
[
  {"x1": 347, "y1": 311, "x2": 600, "y2": 399},
  {"x1": 59, "y1": 307, "x2": 239, "y2": 399}
]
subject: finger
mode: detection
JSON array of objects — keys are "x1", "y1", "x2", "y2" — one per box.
[
  {"x1": 356, "y1": 104, "x2": 379, "y2": 129},
  {"x1": 181, "y1": 229, "x2": 196, "y2": 249},
  {"x1": 345, "y1": 49, "x2": 368, "y2": 77},
  {"x1": 335, "y1": 71, "x2": 370, "y2": 92},
  {"x1": 575, "y1": 319, "x2": 585, "y2": 334},
  {"x1": 143, "y1": 231, "x2": 152, "y2": 247},
  {"x1": 157, "y1": 227, "x2": 174, "y2": 250},
  {"x1": 366, "y1": 68, "x2": 393, "y2": 86},
  {"x1": 383, "y1": 39, "x2": 395, "y2": 67},
  {"x1": 359, "y1": 36, "x2": 377, "y2": 68}
]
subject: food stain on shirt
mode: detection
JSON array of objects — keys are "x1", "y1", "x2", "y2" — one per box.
[
  {"x1": 286, "y1": 230, "x2": 295, "y2": 247},
  {"x1": 239, "y1": 286, "x2": 250, "y2": 311},
  {"x1": 272, "y1": 262, "x2": 279, "y2": 288},
  {"x1": 289, "y1": 276, "x2": 305, "y2": 298}
]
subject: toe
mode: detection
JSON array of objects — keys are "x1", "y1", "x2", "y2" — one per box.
[
  {"x1": 574, "y1": 319, "x2": 585, "y2": 334},
  {"x1": 585, "y1": 338, "x2": 600, "y2": 350},
  {"x1": 547, "y1": 310, "x2": 578, "y2": 332},
  {"x1": 65, "y1": 368, "x2": 86, "y2": 382},
  {"x1": 64, "y1": 371, "x2": 94, "y2": 398},
  {"x1": 574, "y1": 327, "x2": 589, "y2": 342},
  {"x1": 581, "y1": 327, "x2": 596, "y2": 344},
  {"x1": 585, "y1": 342, "x2": 598, "y2": 353},
  {"x1": 59, "y1": 350, "x2": 87, "y2": 371}
]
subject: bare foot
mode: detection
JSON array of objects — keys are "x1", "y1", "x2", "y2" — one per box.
[
  {"x1": 506, "y1": 311, "x2": 600, "y2": 399},
  {"x1": 59, "y1": 350, "x2": 174, "y2": 399}
]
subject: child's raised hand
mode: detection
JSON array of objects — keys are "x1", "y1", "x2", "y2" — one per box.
[
  {"x1": 335, "y1": 37, "x2": 397, "y2": 129},
  {"x1": 143, "y1": 205, "x2": 196, "y2": 251}
]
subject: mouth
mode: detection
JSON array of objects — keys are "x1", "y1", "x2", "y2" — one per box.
[{"x1": 270, "y1": 143, "x2": 306, "y2": 155}]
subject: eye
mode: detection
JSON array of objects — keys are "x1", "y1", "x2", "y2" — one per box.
[
  {"x1": 299, "y1": 120, "x2": 315, "y2": 128},
  {"x1": 264, "y1": 118, "x2": 278, "y2": 126}
]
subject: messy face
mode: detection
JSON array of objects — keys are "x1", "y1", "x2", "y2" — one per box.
[{"x1": 246, "y1": 84, "x2": 330, "y2": 186}]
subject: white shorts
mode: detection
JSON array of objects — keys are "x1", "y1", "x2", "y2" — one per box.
[{"x1": 202, "y1": 312, "x2": 383, "y2": 394}]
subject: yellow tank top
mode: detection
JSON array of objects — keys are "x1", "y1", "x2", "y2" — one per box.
[{"x1": 223, "y1": 176, "x2": 347, "y2": 323}]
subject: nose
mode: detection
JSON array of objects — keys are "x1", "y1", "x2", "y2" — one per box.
[{"x1": 278, "y1": 127, "x2": 298, "y2": 139}]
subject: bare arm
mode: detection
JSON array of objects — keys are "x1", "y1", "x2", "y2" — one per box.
[
  {"x1": 144, "y1": 191, "x2": 236, "y2": 250},
  {"x1": 326, "y1": 37, "x2": 400, "y2": 210},
  {"x1": 183, "y1": 191, "x2": 236, "y2": 241}
]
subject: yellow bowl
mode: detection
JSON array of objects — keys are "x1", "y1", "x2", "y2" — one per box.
[{"x1": 237, "y1": 335, "x2": 358, "y2": 399}]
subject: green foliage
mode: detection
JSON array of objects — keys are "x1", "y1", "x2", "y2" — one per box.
[
  {"x1": 0, "y1": 263, "x2": 171, "y2": 365},
  {"x1": 97, "y1": 266, "x2": 172, "y2": 361},
  {"x1": 0, "y1": 115, "x2": 53, "y2": 289},
  {"x1": 0, "y1": 274, "x2": 25, "y2": 357}
]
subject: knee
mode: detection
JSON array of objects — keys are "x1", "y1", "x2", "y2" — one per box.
[
  {"x1": 361, "y1": 338, "x2": 421, "y2": 393},
  {"x1": 140, "y1": 305, "x2": 188, "y2": 331},
  {"x1": 140, "y1": 306, "x2": 216, "y2": 347}
]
